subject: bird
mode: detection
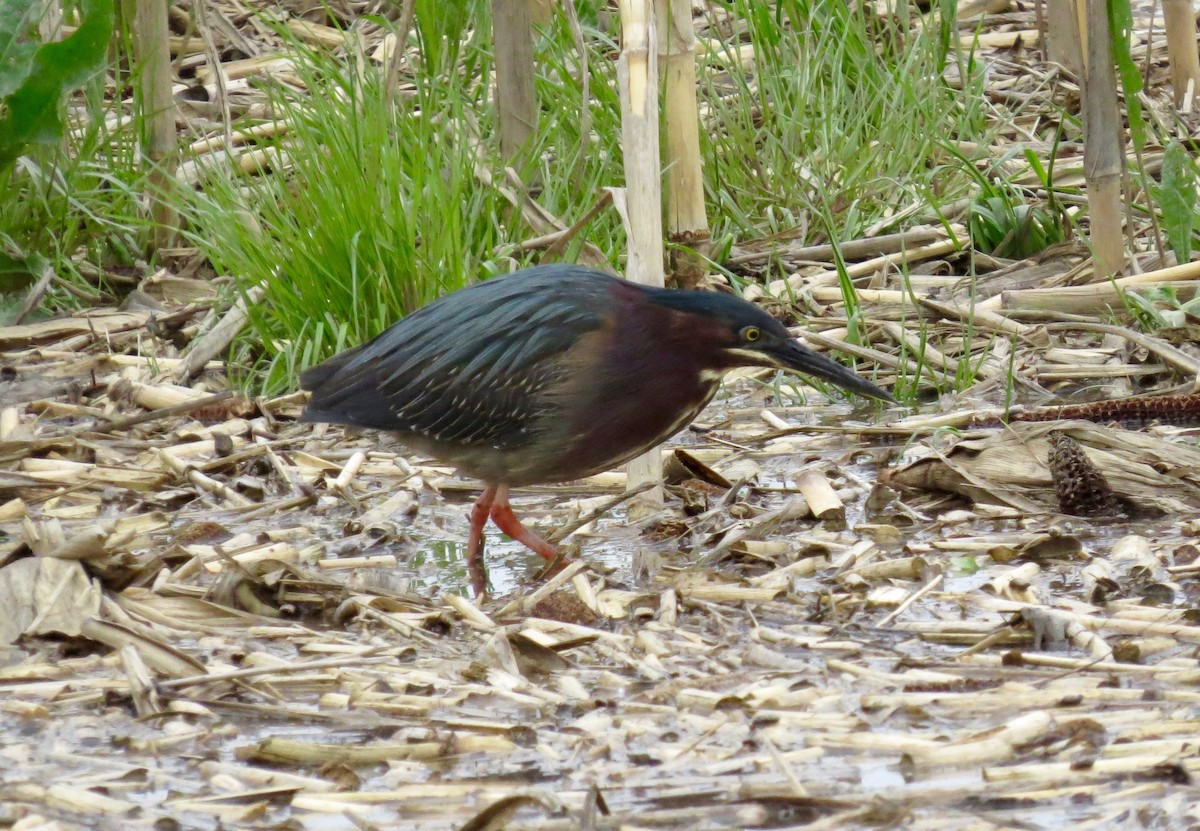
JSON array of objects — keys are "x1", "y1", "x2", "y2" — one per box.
[{"x1": 300, "y1": 264, "x2": 892, "y2": 590}]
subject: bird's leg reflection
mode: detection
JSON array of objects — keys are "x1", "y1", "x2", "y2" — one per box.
[
  {"x1": 467, "y1": 486, "x2": 496, "y2": 559},
  {"x1": 467, "y1": 486, "x2": 496, "y2": 597}
]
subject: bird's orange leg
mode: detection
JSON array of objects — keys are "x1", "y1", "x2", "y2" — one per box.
[
  {"x1": 466, "y1": 486, "x2": 497, "y2": 596},
  {"x1": 488, "y1": 485, "x2": 559, "y2": 561}
]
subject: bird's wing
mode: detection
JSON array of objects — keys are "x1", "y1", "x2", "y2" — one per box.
[{"x1": 301, "y1": 272, "x2": 610, "y2": 450}]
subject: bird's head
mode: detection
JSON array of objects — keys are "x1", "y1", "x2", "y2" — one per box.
[{"x1": 649, "y1": 288, "x2": 894, "y2": 403}]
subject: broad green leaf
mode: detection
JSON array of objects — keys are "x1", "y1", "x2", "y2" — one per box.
[
  {"x1": 1160, "y1": 139, "x2": 1196, "y2": 264},
  {"x1": 0, "y1": 0, "x2": 43, "y2": 98},
  {"x1": 1180, "y1": 295, "x2": 1200, "y2": 315},
  {"x1": 0, "y1": 0, "x2": 114, "y2": 174}
]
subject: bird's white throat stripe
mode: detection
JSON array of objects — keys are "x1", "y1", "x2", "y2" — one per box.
[{"x1": 722, "y1": 347, "x2": 777, "y2": 366}]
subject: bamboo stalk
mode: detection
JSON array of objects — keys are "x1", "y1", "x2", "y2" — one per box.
[
  {"x1": 617, "y1": 0, "x2": 665, "y2": 513},
  {"x1": 656, "y1": 0, "x2": 708, "y2": 288},
  {"x1": 1081, "y1": 0, "x2": 1126, "y2": 275},
  {"x1": 129, "y1": 0, "x2": 179, "y2": 251},
  {"x1": 491, "y1": 0, "x2": 538, "y2": 164},
  {"x1": 1163, "y1": 0, "x2": 1200, "y2": 108},
  {"x1": 1044, "y1": 0, "x2": 1086, "y2": 76}
]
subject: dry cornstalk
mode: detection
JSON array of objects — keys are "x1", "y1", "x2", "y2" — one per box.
[
  {"x1": 963, "y1": 29, "x2": 1040, "y2": 48},
  {"x1": 745, "y1": 235, "x2": 962, "y2": 301},
  {"x1": 1043, "y1": 0, "x2": 1086, "y2": 76},
  {"x1": 983, "y1": 753, "x2": 1191, "y2": 784},
  {"x1": 45, "y1": 783, "x2": 137, "y2": 816},
  {"x1": 1163, "y1": 0, "x2": 1200, "y2": 107},
  {"x1": 617, "y1": 0, "x2": 665, "y2": 513},
  {"x1": 794, "y1": 469, "x2": 843, "y2": 519},
  {"x1": 238, "y1": 737, "x2": 444, "y2": 765},
  {"x1": 109, "y1": 377, "x2": 207, "y2": 410},
  {"x1": 845, "y1": 556, "x2": 929, "y2": 582},
  {"x1": 679, "y1": 584, "x2": 782, "y2": 603},
  {"x1": 491, "y1": 0, "x2": 538, "y2": 163},
  {"x1": 656, "y1": 0, "x2": 709, "y2": 288},
  {"x1": 129, "y1": 0, "x2": 179, "y2": 250},
  {"x1": 976, "y1": 257, "x2": 1200, "y2": 312},
  {"x1": 996, "y1": 279, "x2": 1199, "y2": 315},
  {"x1": 906, "y1": 710, "x2": 1054, "y2": 769},
  {"x1": 1081, "y1": 0, "x2": 1126, "y2": 274},
  {"x1": 193, "y1": 56, "x2": 295, "y2": 85},
  {"x1": 174, "y1": 284, "x2": 266, "y2": 381}
]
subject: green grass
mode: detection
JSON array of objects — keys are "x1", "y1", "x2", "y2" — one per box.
[
  {"x1": 181, "y1": 23, "x2": 512, "y2": 394},
  {"x1": 968, "y1": 193, "x2": 1064, "y2": 259},
  {"x1": 515, "y1": 10, "x2": 627, "y2": 264},
  {"x1": 179, "y1": 8, "x2": 629, "y2": 394},
  {"x1": 0, "y1": 83, "x2": 150, "y2": 319},
  {"x1": 702, "y1": 0, "x2": 989, "y2": 249},
  {"x1": 1, "y1": 0, "x2": 163, "y2": 321}
]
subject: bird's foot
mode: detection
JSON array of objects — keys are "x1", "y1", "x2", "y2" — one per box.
[{"x1": 531, "y1": 548, "x2": 577, "y2": 583}]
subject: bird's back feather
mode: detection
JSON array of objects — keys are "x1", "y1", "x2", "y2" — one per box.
[{"x1": 300, "y1": 265, "x2": 614, "y2": 457}]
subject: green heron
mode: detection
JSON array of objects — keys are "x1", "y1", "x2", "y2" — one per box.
[{"x1": 301, "y1": 264, "x2": 891, "y2": 587}]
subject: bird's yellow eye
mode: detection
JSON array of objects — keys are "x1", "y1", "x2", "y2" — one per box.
[{"x1": 741, "y1": 326, "x2": 761, "y2": 343}]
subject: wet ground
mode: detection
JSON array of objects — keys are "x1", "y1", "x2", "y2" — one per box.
[{"x1": 7, "y1": 379, "x2": 1199, "y2": 830}]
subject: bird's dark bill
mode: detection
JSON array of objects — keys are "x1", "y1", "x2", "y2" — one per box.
[{"x1": 770, "y1": 340, "x2": 894, "y2": 403}]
